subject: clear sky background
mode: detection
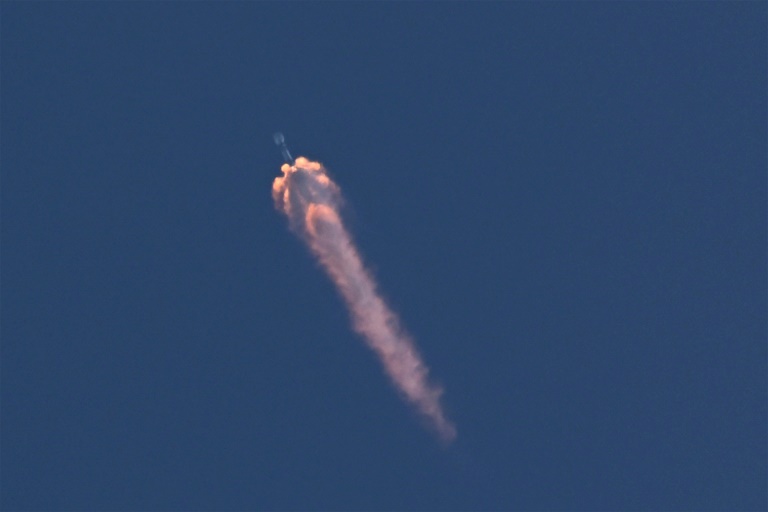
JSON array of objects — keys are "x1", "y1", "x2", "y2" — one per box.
[{"x1": 2, "y1": 3, "x2": 766, "y2": 511}]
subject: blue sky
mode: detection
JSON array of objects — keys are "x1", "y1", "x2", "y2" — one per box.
[{"x1": 2, "y1": 3, "x2": 766, "y2": 511}]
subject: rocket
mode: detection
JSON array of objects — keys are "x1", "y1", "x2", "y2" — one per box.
[{"x1": 273, "y1": 132, "x2": 294, "y2": 165}]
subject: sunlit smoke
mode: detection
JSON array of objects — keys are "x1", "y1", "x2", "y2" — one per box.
[{"x1": 273, "y1": 157, "x2": 456, "y2": 443}]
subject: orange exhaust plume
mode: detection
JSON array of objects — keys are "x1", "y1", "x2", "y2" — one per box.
[{"x1": 273, "y1": 157, "x2": 456, "y2": 443}]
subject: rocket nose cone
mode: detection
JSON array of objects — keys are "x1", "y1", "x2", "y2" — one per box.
[{"x1": 273, "y1": 132, "x2": 284, "y2": 145}]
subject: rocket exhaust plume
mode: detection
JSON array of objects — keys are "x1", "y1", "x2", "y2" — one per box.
[{"x1": 272, "y1": 153, "x2": 456, "y2": 443}]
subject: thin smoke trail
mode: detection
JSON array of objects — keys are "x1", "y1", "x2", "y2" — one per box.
[{"x1": 273, "y1": 156, "x2": 456, "y2": 443}]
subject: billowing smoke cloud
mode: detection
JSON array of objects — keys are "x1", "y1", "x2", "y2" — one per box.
[{"x1": 273, "y1": 157, "x2": 456, "y2": 443}]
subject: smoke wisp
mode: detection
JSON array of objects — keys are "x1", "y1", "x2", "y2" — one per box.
[{"x1": 273, "y1": 157, "x2": 456, "y2": 443}]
